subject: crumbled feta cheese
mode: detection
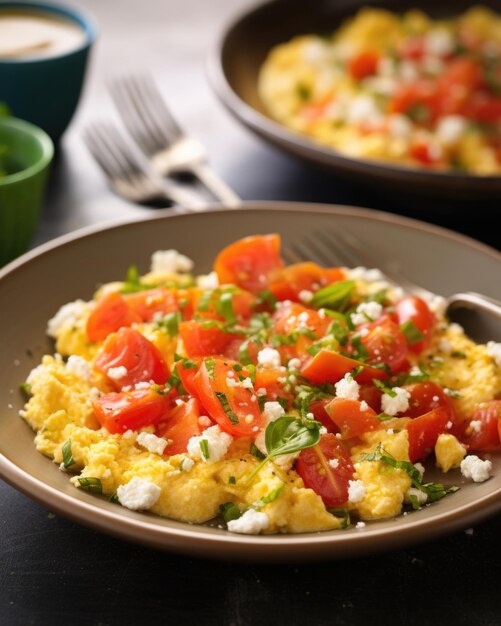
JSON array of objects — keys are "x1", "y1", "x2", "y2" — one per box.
[
  {"x1": 460, "y1": 455, "x2": 493, "y2": 483},
  {"x1": 329, "y1": 458, "x2": 340, "y2": 469},
  {"x1": 346, "y1": 95, "x2": 382, "y2": 126},
  {"x1": 351, "y1": 301, "x2": 383, "y2": 326},
  {"x1": 288, "y1": 358, "x2": 301, "y2": 371},
  {"x1": 486, "y1": 341, "x2": 501, "y2": 367},
  {"x1": 135, "y1": 381, "x2": 151, "y2": 390},
  {"x1": 359, "y1": 400, "x2": 369, "y2": 412},
  {"x1": 348, "y1": 480, "x2": 366, "y2": 504},
  {"x1": 420, "y1": 292, "x2": 447, "y2": 316},
  {"x1": 381, "y1": 387, "x2": 410, "y2": 416},
  {"x1": 298, "y1": 289, "x2": 313, "y2": 303},
  {"x1": 297, "y1": 312, "x2": 310, "y2": 327},
  {"x1": 438, "y1": 339, "x2": 453, "y2": 354},
  {"x1": 436, "y1": 115, "x2": 467, "y2": 146},
  {"x1": 335, "y1": 373, "x2": 360, "y2": 401},
  {"x1": 136, "y1": 432, "x2": 169, "y2": 456},
  {"x1": 425, "y1": 29, "x2": 454, "y2": 56},
  {"x1": 469, "y1": 420, "x2": 482, "y2": 433},
  {"x1": 319, "y1": 426, "x2": 328, "y2": 435},
  {"x1": 399, "y1": 60, "x2": 419, "y2": 81},
  {"x1": 66, "y1": 355, "x2": 92, "y2": 381},
  {"x1": 346, "y1": 266, "x2": 384, "y2": 282},
  {"x1": 107, "y1": 366, "x2": 128, "y2": 381},
  {"x1": 263, "y1": 401, "x2": 285, "y2": 422},
  {"x1": 150, "y1": 249, "x2": 194, "y2": 274},
  {"x1": 387, "y1": 114, "x2": 412, "y2": 139},
  {"x1": 122, "y1": 429, "x2": 136, "y2": 440},
  {"x1": 196, "y1": 271, "x2": 219, "y2": 289},
  {"x1": 404, "y1": 487, "x2": 428, "y2": 506},
  {"x1": 47, "y1": 299, "x2": 88, "y2": 337},
  {"x1": 257, "y1": 347, "x2": 281, "y2": 369},
  {"x1": 227, "y1": 509, "x2": 269, "y2": 534},
  {"x1": 179, "y1": 457, "x2": 194, "y2": 472},
  {"x1": 187, "y1": 425, "x2": 233, "y2": 463},
  {"x1": 117, "y1": 477, "x2": 161, "y2": 510},
  {"x1": 414, "y1": 462, "x2": 425, "y2": 478},
  {"x1": 198, "y1": 415, "x2": 212, "y2": 427},
  {"x1": 356, "y1": 521, "x2": 366, "y2": 529},
  {"x1": 226, "y1": 376, "x2": 254, "y2": 390}
]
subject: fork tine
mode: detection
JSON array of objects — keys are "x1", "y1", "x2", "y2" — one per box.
[
  {"x1": 84, "y1": 123, "x2": 133, "y2": 181},
  {"x1": 133, "y1": 74, "x2": 182, "y2": 141}
]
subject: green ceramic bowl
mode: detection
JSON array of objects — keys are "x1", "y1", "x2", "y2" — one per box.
[{"x1": 0, "y1": 117, "x2": 53, "y2": 266}]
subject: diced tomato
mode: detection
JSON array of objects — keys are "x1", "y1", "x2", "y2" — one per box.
[
  {"x1": 268, "y1": 262, "x2": 346, "y2": 302},
  {"x1": 359, "y1": 384, "x2": 382, "y2": 413},
  {"x1": 192, "y1": 358, "x2": 264, "y2": 437},
  {"x1": 399, "y1": 36, "x2": 426, "y2": 60},
  {"x1": 461, "y1": 400, "x2": 501, "y2": 451},
  {"x1": 394, "y1": 296, "x2": 435, "y2": 353},
  {"x1": 92, "y1": 387, "x2": 172, "y2": 434},
  {"x1": 325, "y1": 397, "x2": 380, "y2": 439},
  {"x1": 348, "y1": 51, "x2": 380, "y2": 80},
  {"x1": 86, "y1": 292, "x2": 142, "y2": 343},
  {"x1": 125, "y1": 288, "x2": 178, "y2": 322},
  {"x1": 463, "y1": 92, "x2": 501, "y2": 124},
  {"x1": 436, "y1": 59, "x2": 486, "y2": 117},
  {"x1": 406, "y1": 406, "x2": 450, "y2": 462},
  {"x1": 309, "y1": 399, "x2": 338, "y2": 434},
  {"x1": 390, "y1": 80, "x2": 439, "y2": 123},
  {"x1": 272, "y1": 301, "x2": 332, "y2": 359},
  {"x1": 357, "y1": 316, "x2": 409, "y2": 374},
  {"x1": 188, "y1": 287, "x2": 256, "y2": 322},
  {"x1": 409, "y1": 141, "x2": 442, "y2": 166},
  {"x1": 254, "y1": 368, "x2": 294, "y2": 408},
  {"x1": 179, "y1": 319, "x2": 235, "y2": 358},
  {"x1": 176, "y1": 358, "x2": 201, "y2": 397},
  {"x1": 213, "y1": 234, "x2": 284, "y2": 294},
  {"x1": 300, "y1": 94, "x2": 335, "y2": 121},
  {"x1": 223, "y1": 337, "x2": 260, "y2": 364},
  {"x1": 404, "y1": 382, "x2": 456, "y2": 421},
  {"x1": 296, "y1": 434, "x2": 355, "y2": 508},
  {"x1": 94, "y1": 327, "x2": 170, "y2": 389},
  {"x1": 301, "y1": 349, "x2": 387, "y2": 385},
  {"x1": 157, "y1": 397, "x2": 202, "y2": 454}
]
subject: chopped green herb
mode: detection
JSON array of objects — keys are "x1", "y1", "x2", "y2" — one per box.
[
  {"x1": 406, "y1": 103, "x2": 430, "y2": 123},
  {"x1": 228, "y1": 476, "x2": 237, "y2": 485},
  {"x1": 151, "y1": 382, "x2": 172, "y2": 396},
  {"x1": 204, "y1": 357, "x2": 216, "y2": 380},
  {"x1": 310, "y1": 280, "x2": 355, "y2": 311},
  {"x1": 400, "y1": 320, "x2": 425, "y2": 346},
  {"x1": 109, "y1": 492, "x2": 119, "y2": 504},
  {"x1": 19, "y1": 382, "x2": 32, "y2": 397},
  {"x1": 62, "y1": 439, "x2": 75, "y2": 469},
  {"x1": 219, "y1": 292, "x2": 237, "y2": 325},
  {"x1": 220, "y1": 501, "x2": 242, "y2": 523},
  {"x1": 121, "y1": 265, "x2": 155, "y2": 294},
  {"x1": 328, "y1": 508, "x2": 351, "y2": 529},
  {"x1": 256, "y1": 290, "x2": 277, "y2": 310},
  {"x1": 451, "y1": 351, "x2": 467, "y2": 359},
  {"x1": 376, "y1": 414, "x2": 395, "y2": 422},
  {"x1": 256, "y1": 484, "x2": 285, "y2": 507},
  {"x1": 215, "y1": 392, "x2": 239, "y2": 424},
  {"x1": 199, "y1": 439, "x2": 210, "y2": 460},
  {"x1": 77, "y1": 477, "x2": 103, "y2": 494},
  {"x1": 157, "y1": 311, "x2": 181, "y2": 336},
  {"x1": 373, "y1": 379, "x2": 396, "y2": 397},
  {"x1": 250, "y1": 443, "x2": 266, "y2": 460},
  {"x1": 297, "y1": 82, "x2": 311, "y2": 101},
  {"x1": 350, "y1": 334, "x2": 369, "y2": 361},
  {"x1": 444, "y1": 388, "x2": 462, "y2": 399}
]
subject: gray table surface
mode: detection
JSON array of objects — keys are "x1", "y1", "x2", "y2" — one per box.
[{"x1": 2, "y1": 1, "x2": 501, "y2": 624}]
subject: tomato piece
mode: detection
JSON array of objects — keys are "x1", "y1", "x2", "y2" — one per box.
[
  {"x1": 189, "y1": 287, "x2": 256, "y2": 322},
  {"x1": 86, "y1": 292, "x2": 142, "y2": 343},
  {"x1": 309, "y1": 399, "x2": 338, "y2": 434},
  {"x1": 399, "y1": 36, "x2": 426, "y2": 60},
  {"x1": 406, "y1": 406, "x2": 450, "y2": 462},
  {"x1": 301, "y1": 349, "x2": 387, "y2": 385},
  {"x1": 300, "y1": 94, "x2": 335, "y2": 121},
  {"x1": 92, "y1": 387, "x2": 172, "y2": 434},
  {"x1": 358, "y1": 316, "x2": 409, "y2": 374},
  {"x1": 268, "y1": 262, "x2": 346, "y2": 302},
  {"x1": 125, "y1": 288, "x2": 178, "y2": 322},
  {"x1": 254, "y1": 368, "x2": 294, "y2": 408},
  {"x1": 348, "y1": 51, "x2": 380, "y2": 80},
  {"x1": 404, "y1": 382, "x2": 456, "y2": 421},
  {"x1": 272, "y1": 301, "x2": 332, "y2": 359},
  {"x1": 176, "y1": 358, "x2": 201, "y2": 397},
  {"x1": 409, "y1": 141, "x2": 442, "y2": 166},
  {"x1": 325, "y1": 398, "x2": 380, "y2": 439},
  {"x1": 359, "y1": 384, "x2": 382, "y2": 413},
  {"x1": 193, "y1": 358, "x2": 264, "y2": 437},
  {"x1": 390, "y1": 80, "x2": 439, "y2": 123},
  {"x1": 157, "y1": 397, "x2": 202, "y2": 454},
  {"x1": 214, "y1": 234, "x2": 284, "y2": 294},
  {"x1": 296, "y1": 434, "x2": 355, "y2": 508},
  {"x1": 94, "y1": 327, "x2": 170, "y2": 389},
  {"x1": 179, "y1": 320, "x2": 235, "y2": 357},
  {"x1": 461, "y1": 400, "x2": 501, "y2": 451},
  {"x1": 464, "y1": 92, "x2": 501, "y2": 124},
  {"x1": 394, "y1": 296, "x2": 435, "y2": 353}
]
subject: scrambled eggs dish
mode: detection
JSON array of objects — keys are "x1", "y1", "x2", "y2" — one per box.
[
  {"x1": 259, "y1": 6, "x2": 501, "y2": 174},
  {"x1": 20, "y1": 235, "x2": 501, "y2": 534}
]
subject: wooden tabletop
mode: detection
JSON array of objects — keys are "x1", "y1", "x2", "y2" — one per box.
[{"x1": 2, "y1": 1, "x2": 501, "y2": 624}]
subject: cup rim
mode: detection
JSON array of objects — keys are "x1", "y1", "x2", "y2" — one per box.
[
  {"x1": 0, "y1": 117, "x2": 54, "y2": 185},
  {"x1": 0, "y1": 0, "x2": 97, "y2": 64}
]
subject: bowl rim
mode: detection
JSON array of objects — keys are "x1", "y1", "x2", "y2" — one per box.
[
  {"x1": 0, "y1": 0, "x2": 97, "y2": 64},
  {"x1": 0, "y1": 116, "x2": 54, "y2": 185},
  {"x1": 208, "y1": 0, "x2": 501, "y2": 186}
]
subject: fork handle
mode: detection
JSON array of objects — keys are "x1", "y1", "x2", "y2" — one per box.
[
  {"x1": 191, "y1": 162, "x2": 242, "y2": 208},
  {"x1": 448, "y1": 292, "x2": 501, "y2": 321}
]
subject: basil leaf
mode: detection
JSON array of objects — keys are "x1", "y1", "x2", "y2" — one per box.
[
  {"x1": 265, "y1": 415, "x2": 320, "y2": 459},
  {"x1": 400, "y1": 320, "x2": 424, "y2": 346},
  {"x1": 310, "y1": 280, "x2": 355, "y2": 311},
  {"x1": 250, "y1": 443, "x2": 266, "y2": 460}
]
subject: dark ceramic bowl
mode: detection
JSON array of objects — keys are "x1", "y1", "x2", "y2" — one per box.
[{"x1": 209, "y1": 0, "x2": 501, "y2": 199}]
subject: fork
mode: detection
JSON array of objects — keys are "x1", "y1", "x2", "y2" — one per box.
[
  {"x1": 285, "y1": 230, "x2": 501, "y2": 321},
  {"x1": 110, "y1": 74, "x2": 242, "y2": 208},
  {"x1": 83, "y1": 121, "x2": 208, "y2": 210}
]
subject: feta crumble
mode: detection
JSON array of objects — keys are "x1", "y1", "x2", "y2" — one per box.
[
  {"x1": 351, "y1": 301, "x2": 383, "y2": 326},
  {"x1": 179, "y1": 457, "x2": 195, "y2": 472},
  {"x1": 257, "y1": 347, "x2": 282, "y2": 369},
  {"x1": 348, "y1": 480, "x2": 366, "y2": 503},
  {"x1": 227, "y1": 509, "x2": 269, "y2": 535},
  {"x1": 381, "y1": 387, "x2": 410, "y2": 416},
  {"x1": 107, "y1": 366, "x2": 128, "y2": 381},
  {"x1": 187, "y1": 425, "x2": 233, "y2": 463},
  {"x1": 136, "y1": 432, "x2": 169, "y2": 456},
  {"x1": 66, "y1": 355, "x2": 92, "y2": 381},
  {"x1": 150, "y1": 249, "x2": 194, "y2": 274},
  {"x1": 196, "y1": 271, "x2": 219, "y2": 290},
  {"x1": 404, "y1": 487, "x2": 428, "y2": 506},
  {"x1": 486, "y1": 341, "x2": 501, "y2": 367},
  {"x1": 298, "y1": 289, "x2": 313, "y2": 303},
  {"x1": 460, "y1": 455, "x2": 492, "y2": 483},
  {"x1": 263, "y1": 401, "x2": 285, "y2": 422},
  {"x1": 335, "y1": 373, "x2": 360, "y2": 400},
  {"x1": 116, "y1": 477, "x2": 161, "y2": 510},
  {"x1": 47, "y1": 300, "x2": 88, "y2": 338}
]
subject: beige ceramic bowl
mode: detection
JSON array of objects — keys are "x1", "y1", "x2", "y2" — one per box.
[{"x1": 0, "y1": 203, "x2": 500, "y2": 562}]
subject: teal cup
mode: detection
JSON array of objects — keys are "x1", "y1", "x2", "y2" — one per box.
[
  {"x1": 0, "y1": 2, "x2": 96, "y2": 142},
  {"x1": 0, "y1": 117, "x2": 54, "y2": 266}
]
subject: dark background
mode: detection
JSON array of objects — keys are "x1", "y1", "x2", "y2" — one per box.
[{"x1": 1, "y1": 1, "x2": 500, "y2": 624}]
